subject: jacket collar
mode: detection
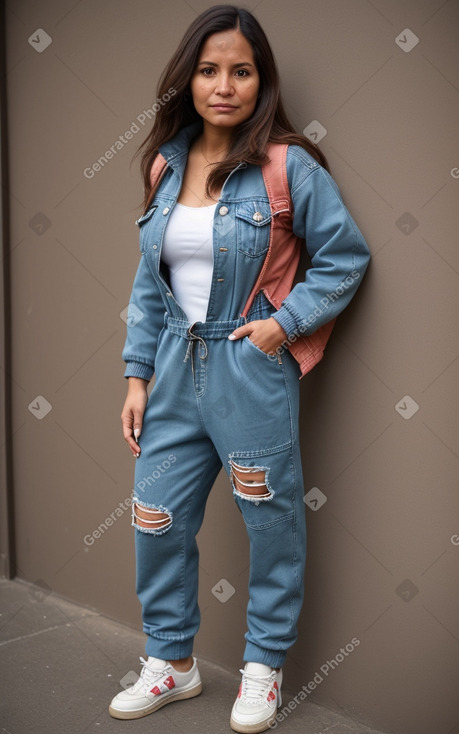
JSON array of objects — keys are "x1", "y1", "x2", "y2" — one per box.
[
  {"x1": 158, "y1": 121, "x2": 203, "y2": 168},
  {"x1": 157, "y1": 121, "x2": 247, "y2": 192}
]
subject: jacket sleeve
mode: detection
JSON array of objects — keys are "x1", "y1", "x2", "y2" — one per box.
[
  {"x1": 121, "y1": 253, "x2": 166, "y2": 380},
  {"x1": 272, "y1": 147, "x2": 371, "y2": 338}
]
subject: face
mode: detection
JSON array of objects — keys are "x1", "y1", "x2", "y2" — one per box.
[{"x1": 190, "y1": 29, "x2": 260, "y2": 131}]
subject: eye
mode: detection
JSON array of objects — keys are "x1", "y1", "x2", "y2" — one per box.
[
  {"x1": 235, "y1": 69, "x2": 249, "y2": 77},
  {"x1": 200, "y1": 67, "x2": 215, "y2": 76}
]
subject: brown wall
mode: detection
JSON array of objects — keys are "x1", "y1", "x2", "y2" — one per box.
[{"x1": 3, "y1": 1, "x2": 459, "y2": 733}]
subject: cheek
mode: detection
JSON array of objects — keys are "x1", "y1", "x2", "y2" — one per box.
[
  {"x1": 240, "y1": 73, "x2": 259, "y2": 100},
  {"x1": 190, "y1": 79, "x2": 207, "y2": 105},
  {"x1": 241, "y1": 82, "x2": 259, "y2": 108}
]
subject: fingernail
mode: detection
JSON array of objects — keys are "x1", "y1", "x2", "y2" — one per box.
[
  {"x1": 134, "y1": 428, "x2": 141, "y2": 441},
  {"x1": 227, "y1": 334, "x2": 236, "y2": 340},
  {"x1": 133, "y1": 452, "x2": 140, "y2": 458}
]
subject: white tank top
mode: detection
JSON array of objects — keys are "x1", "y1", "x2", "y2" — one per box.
[{"x1": 161, "y1": 202, "x2": 216, "y2": 323}]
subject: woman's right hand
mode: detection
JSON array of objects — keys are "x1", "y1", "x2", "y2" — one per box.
[{"x1": 121, "y1": 377, "x2": 149, "y2": 457}]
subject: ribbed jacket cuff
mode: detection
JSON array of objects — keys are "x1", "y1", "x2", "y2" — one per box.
[
  {"x1": 124, "y1": 361, "x2": 154, "y2": 381},
  {"x1": 272, "y1": 307, "x2": 300, "y2": 340}
]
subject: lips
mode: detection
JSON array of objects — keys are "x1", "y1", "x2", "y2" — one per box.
[{"x1": 211, "y1": 104, "x2": 237, "y2": 110}]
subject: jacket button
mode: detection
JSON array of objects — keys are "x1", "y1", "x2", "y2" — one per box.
[
  {"x1": 252, "y1": 211, "x2": 263, "y2": 222},
  {"x1": 152, "y1": 245, "x2": 158, "y2": 249},
  {"x1": 162, "y1": 207, "x2": 170, "y2": 215},
  {"x1": 219, "y1": 205, "x2": 229, "y2": 216}
]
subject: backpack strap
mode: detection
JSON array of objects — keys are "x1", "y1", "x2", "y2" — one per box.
[
  {"x1": 144, "y1": 153, "x2": 168, "y2": 210},
  {"x1": 240, "y1": 143, "x2": 293, "y2": 318},
  {"x1": 260, "y1": 143, "x2": 291, "y2": 218}
]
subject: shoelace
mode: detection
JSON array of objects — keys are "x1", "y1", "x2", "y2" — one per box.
[
  {"x1": 239, "y1": 668, "x2": 277, "y2": 705},
  {"x1": 129, "y1": 657, "x2": 169, "y2": 694}
]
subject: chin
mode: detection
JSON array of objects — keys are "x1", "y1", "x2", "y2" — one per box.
[{"x1": 203, "y1": 117, "x2": 241, "y2": 129}]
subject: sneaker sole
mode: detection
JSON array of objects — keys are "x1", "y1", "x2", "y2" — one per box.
[
  {"x1": 230, "y1": 711, "x2": 277, "y2": 734},
  {"x1": 108, "y1": 681, "x2": 203, "y2": 720}
]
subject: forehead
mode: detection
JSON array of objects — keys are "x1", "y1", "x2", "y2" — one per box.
[{"x1": 198, "y1": 29, "x2": 255, "y2": 62}]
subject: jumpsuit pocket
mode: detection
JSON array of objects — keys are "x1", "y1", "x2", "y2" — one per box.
[
  {"x1": 235, "y1": 202, "x2": 271, "y2": 258},
  {"x1": 244, "y1": 335, "x2": 277, "y2": 360}
]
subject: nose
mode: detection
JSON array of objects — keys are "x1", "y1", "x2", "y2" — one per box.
[{"x1": 215, "y1": 73, "x2": 234, "y2": 96}]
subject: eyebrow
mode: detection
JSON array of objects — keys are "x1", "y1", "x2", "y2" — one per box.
[{"x1": 197, "y1": 61, "x2": 255, "y2": 69}]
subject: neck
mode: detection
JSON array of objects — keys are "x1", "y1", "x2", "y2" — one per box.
[{"x1": 200, "y1": 122, "x2": 234, "y2": 160}]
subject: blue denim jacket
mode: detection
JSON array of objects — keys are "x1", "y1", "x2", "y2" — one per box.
[{"x1": 122, "y1": 122, "x2": 370, "y2": 380}]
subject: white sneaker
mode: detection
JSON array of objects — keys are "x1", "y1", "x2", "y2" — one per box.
[
  {"x1": 109, "y1": 656, "x2": 202, "y2": 719},
  {"x1": 230, "y1": 662, "x2": 282, "y2": 733}
]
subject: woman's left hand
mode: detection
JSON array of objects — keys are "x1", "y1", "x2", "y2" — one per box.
[{"x1": 228, "y1": 317, "x2": 287, "y2": 355}]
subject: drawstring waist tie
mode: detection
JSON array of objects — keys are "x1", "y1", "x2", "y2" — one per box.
[{"x1": 164, "y1": 314, "x2": 247, "y2": 375}]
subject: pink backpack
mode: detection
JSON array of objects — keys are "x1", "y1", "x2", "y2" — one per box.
[
  {"x1": 148, "y1": 144, "x2": 335, "y2": 377},
  {"x1": 241, "y1": 143, "x2": 335, "y2": 377}
]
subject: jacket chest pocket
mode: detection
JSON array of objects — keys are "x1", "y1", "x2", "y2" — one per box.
[
  {"x1": 136, "y1": 205, "x2": 158, "y2": 254},
  {"x1": 235, "y1": 202, "x2": 271, "y2": 258}
]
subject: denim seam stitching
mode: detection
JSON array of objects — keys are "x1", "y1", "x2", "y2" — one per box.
[
  {"x1": 244, "y1": 509, "x2": 295, "y2": 532},
  {"x1": 228, "y1": 441, "x2": 292, "y2": 459}
]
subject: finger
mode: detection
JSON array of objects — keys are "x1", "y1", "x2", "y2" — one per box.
[
  {"x1": 128, "y1": 437, "x2": 141, "y2": 457},
  {"x1": 121, "y1": 416, "x2": 141, "y2": 457},
  {"x1": 132, "y1": 418, "x2": 143, "y2": 443},
  {"x1": 228, "y1": 323, "x2": 254, "y2": 341},
  {"x1": 122, "y1": 428, "x2": 141, "y2": 457},
  {"x1": 131, "y1": 424, "x2": 142, "y2": 456}
]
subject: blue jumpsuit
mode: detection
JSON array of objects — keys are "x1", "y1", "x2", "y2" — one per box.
[{"x1": 122, "y1": 122, "x2": 371, "y2": 668}]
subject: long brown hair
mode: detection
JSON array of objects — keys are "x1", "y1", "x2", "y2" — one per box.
[{"x1": 137, "y1": 4, "x2": 329, "y2": 210}]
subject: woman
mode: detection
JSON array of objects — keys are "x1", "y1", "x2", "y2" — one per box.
[{"x1": 109, "y1": 5, "x2": 370, "y2": 732}]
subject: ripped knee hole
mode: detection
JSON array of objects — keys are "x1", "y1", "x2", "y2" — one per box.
[
  {"x1": 132, "y1": 502, "x2": 172, "y2": 530},
  {"x1": 230, "y1": 460, "x2": 272, "y2": 500}
]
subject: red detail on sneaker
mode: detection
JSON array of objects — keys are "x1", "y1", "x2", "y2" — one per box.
[
  {"x1": 267, "y1": 688, "x2": 276, "y2": 702},
  {"x1": 238, "y1": 683, "x2": 243, "y2": 698},
  {"x1": 274, "y1": 681, "x2": 278, "y2": 690},
  {"x1": 150, "y1": 675, "x2": 176, "y2": 696}
]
